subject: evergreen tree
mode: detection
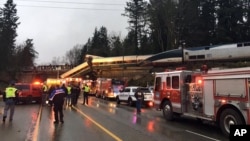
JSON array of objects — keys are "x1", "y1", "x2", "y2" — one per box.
[
  {"x1": 87, "y1": 27, "x2": 110, "y2": 57},
  {"x1": 122, "y1": 0, "x2": 148, "y2": 55},
  {"x1": 0, "y1": 0, "x2": 19, "y2": 71},
  {"x1": 110, "y1": 35, "x2": 123, "y2": 57},
  {"x1": 215, "y1": 0, "x2": 245, "y2": 43},
  {"x1": 148, "y1": 0, "x2": 178, "y2": 52}
]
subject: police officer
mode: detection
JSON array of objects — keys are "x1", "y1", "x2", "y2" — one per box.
[
  {"x1": 49, "y1": 85, "x2": 65, "y2": 124},
  {"x1": 134, "y1": 87, "x2": 144, "y2": 115},
  {"x1": 83, "y1": 84, "x2": 90, "y2": 105},
  {"x1": 3, "y1": 82, "x2": 19, "y2": 122}
]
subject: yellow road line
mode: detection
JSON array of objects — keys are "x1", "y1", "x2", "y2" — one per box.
[
  {"x1": 72, "y1": 106, "x2": 123, "y2": 141},
  {"x1": 32, "y1": 105, "x2": 42, "y2": 141}
]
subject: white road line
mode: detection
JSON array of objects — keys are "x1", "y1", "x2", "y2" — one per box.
[{"x1": 185, "y1": 130, "x2": 221, "y2": 141}]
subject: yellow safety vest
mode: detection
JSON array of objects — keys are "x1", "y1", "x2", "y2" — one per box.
[
  {"x1": 43, "y1": 85, "x2": 48, "y2": 92},
  {"x1": 5, "y1": 87, "x2": 17, "y2": 98},
  {"x1": 67, "y1": 86, "x2": 71, "y2": 94},
  {"x1": 84, "y1": 86, "x2": 90, "y2": 92}
]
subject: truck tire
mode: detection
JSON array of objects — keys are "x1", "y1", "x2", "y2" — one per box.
[
  {"x1": 162, "y1": 101, "x2": 174, "y2": 121},
  {"x1": 219, "y1": 108, "x2": 244, "y2": 136}
]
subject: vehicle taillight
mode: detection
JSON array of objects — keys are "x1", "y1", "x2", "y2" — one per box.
[{"x1": 148, "y1": 101, "x2": 154, "y2": 107}]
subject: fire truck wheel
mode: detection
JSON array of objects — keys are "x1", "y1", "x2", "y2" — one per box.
[
  {"x1": 162, "y1": 101, "x2": 174, "y2": 121},
  {"x1": 219, "y1": 108, "x2": 244, "y2": 136}
]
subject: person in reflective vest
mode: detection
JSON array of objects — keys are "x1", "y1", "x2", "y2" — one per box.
[
  {"x1": 82, "y1": 84, "x2": 90, "y2": 105},
  {"x1": 3, "y1": 82, "x2": 19, "y2": 122},
  {"x1": 66, "y1": 84, "x2": 72, "y2": 106},
  {"x1": 42, "y1": 82, "x2": 48, "y2": 106}
]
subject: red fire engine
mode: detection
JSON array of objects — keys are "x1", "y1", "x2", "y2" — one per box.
[{"x1": 153, "y1": 67, "x2": 250, "y2": 136}]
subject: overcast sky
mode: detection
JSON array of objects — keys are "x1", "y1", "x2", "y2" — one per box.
[{"x1": 1, "y1": 0, "x2": 130, "y2": 65}]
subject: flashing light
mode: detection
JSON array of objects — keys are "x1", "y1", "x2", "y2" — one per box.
[
  {"x1": 197, "y1": 79, "x2": 202, "y2": 84},
  {"x1": 33, "y1": 81, "x2": 41, "y2": 85},
  {"x1": 221, "y1": 99, "x2": 227, "y2": 104}
]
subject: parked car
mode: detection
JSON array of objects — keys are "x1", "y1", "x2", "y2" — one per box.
[{"x1": 116, "y1": 86, "x2": 154, "y2": 107}]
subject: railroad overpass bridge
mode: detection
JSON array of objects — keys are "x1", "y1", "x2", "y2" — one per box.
[{"x1": 16, "y1": 53, "x2": 184, "y2": 83}]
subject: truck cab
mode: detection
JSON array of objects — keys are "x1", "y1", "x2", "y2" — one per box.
[{"x1": 15, "y1": 82, "x2": 43, "y2": 104}]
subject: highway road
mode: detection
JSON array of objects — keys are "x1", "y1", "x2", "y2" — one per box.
[{"x1": 0, "y1": 96, "x2": 229, "y2": 141}]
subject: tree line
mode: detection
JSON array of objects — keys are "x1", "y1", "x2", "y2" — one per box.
[
  {"x1": 70, "y1": 0, "x2": 250, "y2": 66},
  {"x1": 1, "y1": 0, "x2": 250, "y2": 79}
]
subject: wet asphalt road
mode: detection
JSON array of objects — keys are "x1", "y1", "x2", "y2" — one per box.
[{"x1": 0, "y1": 96, "x2": 229, "y2": 141}]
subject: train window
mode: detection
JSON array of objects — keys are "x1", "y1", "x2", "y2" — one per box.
[
  {"x1": 166, "y1": 76, "x2": 171, "y2": 89},
  {"x1": 205, "y1": 47, "x2": 210, "y2": 50},
  {"x1": 244, "y1": 42, "x2": 250, "y2": 46},
  {"x1": 172, "y1": 76, "x2": 179, "y2": 89},
  {"x1": 237, "y1": 43, "x2": 243, "y2": 47},
  {"x1": 197, "y1": 55, "x2": 205, "y2": 59},
  {"x1": 189, "y1": 56, "x2": 196, "y2": 59}
]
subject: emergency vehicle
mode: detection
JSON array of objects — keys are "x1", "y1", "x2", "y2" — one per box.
[
  {"x1": 15, "y1": 81, "x2": 43, "y2": 104},
  {"x1": 153, "y1": 67, "x2": 250, "y2": 136},
  {"x1": 95, "y1": 78, "x2": 125, "y2": 100}
]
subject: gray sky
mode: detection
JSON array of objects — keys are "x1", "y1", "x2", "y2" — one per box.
[{"x1": 3, "y1": 0, "x2": 130, "y2": 65}]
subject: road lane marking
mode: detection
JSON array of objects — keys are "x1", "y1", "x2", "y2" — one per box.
[
  {"x1": 25, "y1": 105, "x2": 42, "y2": 141},
  {"x1": 72, "y1": 106, "x2": 123, "y2": 141},
  {"x1": 185, "y1": 130, "x2": 221, "y2": 141}
]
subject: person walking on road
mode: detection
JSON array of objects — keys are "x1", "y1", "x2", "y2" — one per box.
[
  {"x1": 66, "y1": 84, "x2": 72, "y2": 106},
  {"x1": 42, "y1": 82, "x2": 48, "y2": 106},
  {"x1": 71, "y1": 84, "x2": 78, "y2": 106},
  {"x1": 3, "y1": 82, "x2": 19, "y2": 122},
  {"x1": 82, "y1": 84, "x2": 90, "y2": 105},
  {"x1": 134, "y1": 88, "x2": 144, "y2": 115},
  {"x1": 49, "y1": 85, "x2": 65, "y2": 124}
]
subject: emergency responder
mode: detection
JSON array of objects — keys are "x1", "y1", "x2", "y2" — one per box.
[
  {"x1": 42, "y1": 82, "x2": 48, "y2": 106},
  {"x1": 82, "y1": 84, "x2": 90, "y2": 105},
  {"x1": 49, "y1": 85, "x2": 65, "y2": 124},
  {"x1": 66, "y1": 84, "x2": 72, "y2": 106},
  {"x1": 75, "y1": 82, "x2": 81, "y2": 105},
  {"x1": 47, "y1": 85, "x2": 56, "y2": 106},
  {"x1": 3, "y1": 82, "x2": 19, "y2": 122},
  {"x1": 134, "y1": 87, "x2": 144, "y2": 115},
  {"x1": 71, "y1": 83, "x2": 78, "y2": 106}
]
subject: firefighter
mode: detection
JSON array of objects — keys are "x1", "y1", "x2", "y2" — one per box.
[
  {"x1": 82, "y1": 84, "x2": 90, "y2": 105},
  {"x1": 134, "y1": 87, "x2": 144, "y2": 115},
  {"x1": 3, "y1": 82, "x2": 19, "y2": 122},
  {"x1": 49, "y1": 85, "x2": 65, "y2": 124}
]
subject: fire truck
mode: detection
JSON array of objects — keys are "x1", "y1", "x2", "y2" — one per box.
[
  {"x1": 153, "y1": 67, "x2": 250, "y2": 136},
  {"x1": 95, "y1": 78, "x2": 125, "y2": 100}
]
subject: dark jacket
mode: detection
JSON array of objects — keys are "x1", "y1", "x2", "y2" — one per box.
[
  {"x1": 49, "y1": 88, "x2": 65, "y2": 106},
  {"x1": 61, "y1": 84, "x2": 68, "y2": 97},
  {"x1": 134, "y1": 89, "x2": 144, "y2": 101}
]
